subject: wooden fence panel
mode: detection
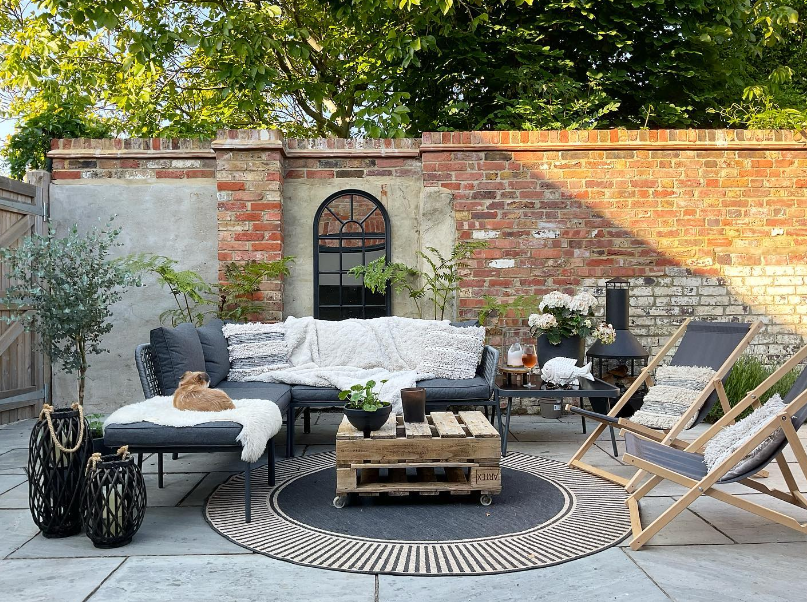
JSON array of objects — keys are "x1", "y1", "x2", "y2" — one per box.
[{"x1": 0, "y1": 172, "x2": 49, "y2": 424}]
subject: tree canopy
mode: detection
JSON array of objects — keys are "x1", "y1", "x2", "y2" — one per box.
[{"x1": 0, "y1": 0, "x2": 803, "y2": 175}]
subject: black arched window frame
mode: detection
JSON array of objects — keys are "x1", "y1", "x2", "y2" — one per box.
[{"x1": 312, "y1": 189, "x2": 391, "y2": 319}]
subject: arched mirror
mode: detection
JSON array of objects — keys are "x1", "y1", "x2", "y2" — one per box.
[{"x1": 313, "y1": 190, "x2": 390, "y2": 320}]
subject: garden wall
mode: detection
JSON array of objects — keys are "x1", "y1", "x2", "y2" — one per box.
[{"x1": 47, "y1": 129, "x2": 807, "y2": 412}]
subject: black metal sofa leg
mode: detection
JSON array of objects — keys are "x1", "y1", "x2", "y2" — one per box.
[
  {"x1": 157, "y1": 453, "x2": 164, "y2": 488},
  {"x1": 244, "y1": 461, "x2": 251, "y2": 523},
  {"x1": 286, "y1": 405, "x2": 295, "y2": 458},
  {"x1": 304, "y1": 407, "x2": 311, "y2": 434},
  {"x1": 268, "y1": 439, "x2": 276, "y2": 486}
]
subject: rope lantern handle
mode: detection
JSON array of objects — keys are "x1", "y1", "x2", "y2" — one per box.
[
  {"x1": 86, "y1": 445, "x2": 131, "y2": 473},
  {"x1": 39, "y1": 403, "x2": 85, "y2": 454}
]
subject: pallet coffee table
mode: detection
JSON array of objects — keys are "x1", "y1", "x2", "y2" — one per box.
[{"x1": 334, "y1": 411, "x2": 502, "y2": 507}]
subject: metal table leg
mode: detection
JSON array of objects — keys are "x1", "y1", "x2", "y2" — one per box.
[
  {"x1": 609, "y1": 425, "x2": 619, "y2": 457},
  {"x1": 503, "y1": 397, "x2": 513, "y2": 457}
]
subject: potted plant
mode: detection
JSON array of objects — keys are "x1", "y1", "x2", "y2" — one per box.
[
  {"x1": 528, "y1": 290, "x2": 616, "y2": 367},
  {"x1": 339, "y1": 380, "x2": 392, "y2": 436},
  {"x1": 87, "y1": 414, "x2": 111, "y2": 454}
]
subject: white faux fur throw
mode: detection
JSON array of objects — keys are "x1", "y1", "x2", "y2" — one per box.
[
  {"x1": 103, "y1": 397, "x2": 282, "y2": 463},
  {"x1": 245, "y1": 316, "x2": 484, "y2": 413}
]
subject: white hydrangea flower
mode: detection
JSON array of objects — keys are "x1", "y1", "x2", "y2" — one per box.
[
  {"x1": 595, "y1": 323, "x2": 617, "y2": 345},
  {"x1": 529, "y1": 313, "x2": 558, "y2": 330},
  {"x1": 538, "y1": 291, "x2": 572, "y2": 311},
  {"x1": 568, "y1": 291, "x2": 598, "y2": 313}
]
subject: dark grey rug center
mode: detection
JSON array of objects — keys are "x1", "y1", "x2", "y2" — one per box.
[{"x1": 273, "y1": 467, "x2": 567, "y2": 541}]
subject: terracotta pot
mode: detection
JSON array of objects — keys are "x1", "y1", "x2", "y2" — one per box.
[
  {"x1": 536, "y1": 334, "x2": 585, "y2": 368},
  {"x1": 401, "y1": 388, "x2": 426, "y2": 423}
]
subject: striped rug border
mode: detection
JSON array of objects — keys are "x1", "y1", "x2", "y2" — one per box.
[{"x1": 205, "y1": 452, "x2": 631, "y2": 576}]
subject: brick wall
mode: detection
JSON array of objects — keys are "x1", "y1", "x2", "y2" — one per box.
[
  {"x1": 421, "y1": 130, "x2": 807, "y2": 361},
  {"x1": 48, "y1": 129, "x2": 807, "y2": 363}
]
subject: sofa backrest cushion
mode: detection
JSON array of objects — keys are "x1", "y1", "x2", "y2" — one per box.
[
  {"x1": 197, "y1": 318, "x2": 230, "y2": 387},
  {"x1": 450, "y1": 319, "x2": 480, "y2": 328},
  {"x1": 150, "y1": 323, "x2": 206, "y2": 394}
]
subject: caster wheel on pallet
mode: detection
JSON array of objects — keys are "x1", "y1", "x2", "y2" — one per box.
[
  {"x1": 333, "y1": 495, "x2": 348, "y2": 509},
  {"x1": 480, "y1": 494, "x2": 493, "y2": 507}
]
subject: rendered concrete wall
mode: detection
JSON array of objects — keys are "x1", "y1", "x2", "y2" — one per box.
[
  {"x1": 49, "y1": 180, "x2": 218, "y2": 413},
  {"x1": 283, "y1": 176, "x2": 442, "y2": 318}
]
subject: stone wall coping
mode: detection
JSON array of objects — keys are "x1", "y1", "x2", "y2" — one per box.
[{"x1": 419, "y1": 141, "x2": 807, "y2": 152}]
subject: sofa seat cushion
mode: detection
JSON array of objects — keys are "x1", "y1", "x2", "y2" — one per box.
[
  {"x1": 291, "y1": 385, "x2": 341, "y2": 402},
  {"x1": 417, "y1": 376, "x2": 491, "y2": 402},
  {"x1": 104, "y1": 421, "x2": 244, "y2": 448},
  {"x1": 216, "y1": 381, "x2": 292, "y2": 411}
]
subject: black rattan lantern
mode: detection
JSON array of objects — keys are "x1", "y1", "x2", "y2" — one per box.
[
  {"x1": 28, "y1": 404, "x2": 92, "y2": 538},
  {"x1": 82, "y1": 447, "x2": 146, "y2": 548}
]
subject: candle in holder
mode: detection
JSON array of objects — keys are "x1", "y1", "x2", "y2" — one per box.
[
  {"x1": 401, "y1": 387, "x2": 426, "y2": 423},
  {"x1": 507, "y1": 342, "x2": 524, "y2": 367}
]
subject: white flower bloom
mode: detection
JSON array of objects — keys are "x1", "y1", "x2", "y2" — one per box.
[
  {"x1": 584, "y1": 318, "x2": 592, "y2": 328},
  {"x1": 538, "y1": 291, "x2": 572, "y2": 311},
  {"x1": 595, "y1": 323, "x2": 617, "y2": 345},
  {"x1": 568, "y1": 291, "x2": 598, "y2": 313},
  {"x1": 529, "y1": 313, "x2": 558, "y2": 330}
]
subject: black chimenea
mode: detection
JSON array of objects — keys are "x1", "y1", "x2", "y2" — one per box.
[{"x1": 586, "y1": 278, "x2": 649, "y2": 417}]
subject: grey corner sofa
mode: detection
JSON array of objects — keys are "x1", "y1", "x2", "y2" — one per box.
[{"x1": 126, "y1": 318, "x2": 500, "y2": 458}]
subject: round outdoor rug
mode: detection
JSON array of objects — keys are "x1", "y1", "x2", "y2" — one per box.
[{"x1": 205, "y1": 451, "x2": 631, "y2": 576}]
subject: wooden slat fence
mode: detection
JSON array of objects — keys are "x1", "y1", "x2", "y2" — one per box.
[{"x1": 0, "y1": 172, "x2": 50, "y2": 424}]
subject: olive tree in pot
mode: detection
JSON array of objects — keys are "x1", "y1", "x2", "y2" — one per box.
[
  {"x1": 0, "y1": 220, "x2": 142, "y2": 447},
  {"x1": 340, "y1": 380, "x2": 392, "y2": 436}
]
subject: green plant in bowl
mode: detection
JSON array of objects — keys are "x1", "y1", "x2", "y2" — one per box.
[{"x1": 340, "y1": 380, "x2": 392, "y2": 435}]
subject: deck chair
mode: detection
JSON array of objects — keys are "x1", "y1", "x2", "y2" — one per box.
[
  {"x1": 622, "y1": 344, "x2": 807, "y2": 550},
  {"x1": 567, "y1": 319, "x2": 761, "y2": 491}
]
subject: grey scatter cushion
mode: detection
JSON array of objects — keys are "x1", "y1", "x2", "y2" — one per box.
[
  {"x1": 197, "y1": 318, "x2": 230, "y2": 387},
  {"x1": 631, "y1": 365, "x2": 718, "y2": 430},
  {"x1": 222, "y1": 322, "x2": 290, "y2": 382},
  {"x1": 149, "y1": 323, "x2": 206, "y2": 395},
  {"x1": 703, "y1": 394, "x2": 787, "y2": 479},
  {"x1": 417, "y1": 325, "x2": 486, "y2": 379}
]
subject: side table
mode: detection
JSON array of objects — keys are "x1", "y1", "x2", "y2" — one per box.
[{"x1": 494, "y1": 374, "x2": 621, "y2": 456}]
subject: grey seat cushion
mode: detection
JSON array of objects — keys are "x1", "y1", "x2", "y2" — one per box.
[
  {"x1": 150, "y1": 323, "x2": 206, "y2": 395},
  {"x1": 104, "y1": 421, "x2": 244, "y2": 448},
  {"x1": 290, "y1": 377, "x2": 491, "y2": 404},
  {"x1": 417, "y1": 376, "x2": 491, "y2": 401},
  {"x1": 291, "y1": 385, "x2": 341, "y2": 402},
  {"x1": 197, "y1": 318, "x2": 230, "y2": 387},
  {"x1": 216, "y1": 381, "x2": 292, "y2": 412}
]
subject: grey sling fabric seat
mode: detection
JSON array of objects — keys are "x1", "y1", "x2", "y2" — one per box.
[
  {"x1": 567, "y1": 319, "x2": 760, "y2": 490},
  {"x1": 621, "y1": 344, "x2": 807, "y2": 550},
  {"x1": 625, "y1": 363, "x2": 807, "y2": 485}
]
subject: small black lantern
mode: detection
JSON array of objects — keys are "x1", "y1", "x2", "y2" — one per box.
[
  {"x1": 82, "y1": 447, "x2": 147, "y2": 548},
  {"x1": 28, "y1": 404, "x2": 93, "y2": 538}
]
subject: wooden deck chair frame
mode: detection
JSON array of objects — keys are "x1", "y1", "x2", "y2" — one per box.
[
  {"x1": 622, "y1": 343, "x2": 807, "y2": 550},
  {"x1": 567, "y1": 318, "x2": 762, "y2": 491}
]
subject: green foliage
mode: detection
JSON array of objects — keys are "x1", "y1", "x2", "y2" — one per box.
[
  {"x1": 0, "y1": 0, "x2": 800, "y2": 139},
  {"x1": 87, "y1": 413, "x2": 105, "y2": 438},
  {"x1": 0, "y1": 220, "x2": 141, "y2": 404},
  {"x1": 706, "y1": 356, "x2": 802, "y2": 422},
  {"x1": 217, "y1": 257, "x2": 295, "y2": 321},
  {"x1": 128, "y1": 255, "x2": 294, "y2": 324},
  {"x1": 2, "y1": 103, "x2": 110, "y2": 179},
  {"x1": 477, "y1": 294, "x2": 537, "y2": 327},
  {"x1": 338, "y1": 380, "x2": 390, "y2": 412},
  {"x1": 349, "y1": 241, "x2": 487, "y2": 320}
]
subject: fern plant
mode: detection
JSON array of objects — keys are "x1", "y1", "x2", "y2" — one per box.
[
  {"x1": 217, "y1": 257, "x2": 295, "y2": 321},
  {"x1": 349, "y1": 257, "x2": 424, "y2": 316}
]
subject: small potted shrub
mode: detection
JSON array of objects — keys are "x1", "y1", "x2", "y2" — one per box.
[
  {"x1": 87, "y1": 414, "x2": 111, "y2": 455},
  {"x1": 339, "y1": 380, "x2": 392, "y2": 436}
]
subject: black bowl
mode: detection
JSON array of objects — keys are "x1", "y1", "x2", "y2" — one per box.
[{"x1": 344, "y1": 404, "x2": 393, "y2": 436}]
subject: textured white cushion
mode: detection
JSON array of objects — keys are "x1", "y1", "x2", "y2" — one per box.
[
  {"x1": 631, "y1": 365, "x2": 717, "y2": 430},
  {"x1": 223, "y1": 322, "x2": 289, "y2": 382},
  {"x1": 417, "y1": 325, "x2": 486, "y2": 379},
  {"x1": 703, "y1": 394, "x2": 787, "y2": 479}
]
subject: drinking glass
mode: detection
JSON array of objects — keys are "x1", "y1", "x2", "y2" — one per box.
[{"x1": 521, "y1": 344, "x2": 537, "y2": 388}]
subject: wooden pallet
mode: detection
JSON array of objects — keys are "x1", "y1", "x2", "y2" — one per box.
[{"x1": 334, "y1": 411, "x2": 501, "y2": 507}]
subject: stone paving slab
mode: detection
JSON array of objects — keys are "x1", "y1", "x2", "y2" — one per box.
[
  {"x1": 0, "y1": 557, "x2": 124, "y2": 602},
  {"x1": 86, "y1": 554, "x2": 375, "y2": 602},
  {"x1": 11, "y1": 507, "x2": 249, "y2": 559},
  {"x1": 626, "y1": 542, "x2": 807, "y2": 602},
  {"x1": 0, "y1": 509, "x2": 39, "y2": 558},
  {"x1": 0, "y1": 448, "x2": 27, "y2": 474},
  {"x1": 621, "y1": 496, "x2": 734, "y2": 546},
  {"x1": 0, "y1": 480, "x2": 26, "y2": 509},
  {"x1": 379, "y1": 548, "x2": 670, "y2": 601},
  {"x1": 0, "y1": 474, "x2": 26, "y2": 496}
]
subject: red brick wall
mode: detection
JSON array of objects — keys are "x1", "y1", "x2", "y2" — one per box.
[{"x1": 422, "y1": 130, "x2": 807, "y2": 359}]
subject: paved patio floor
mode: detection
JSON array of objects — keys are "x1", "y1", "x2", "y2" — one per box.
[{"x1": 2, "y1": 412, "x2": 806, "y2": 602}]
